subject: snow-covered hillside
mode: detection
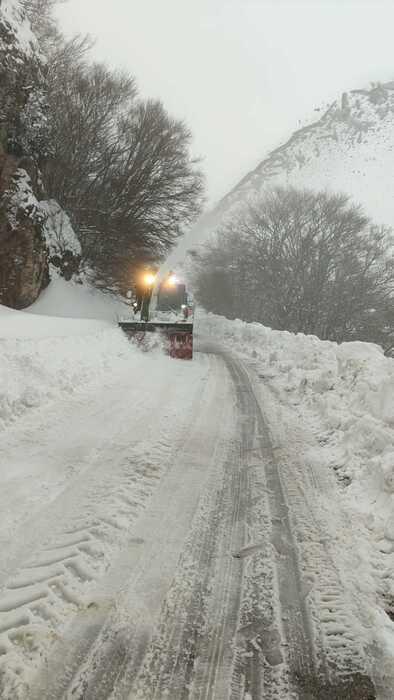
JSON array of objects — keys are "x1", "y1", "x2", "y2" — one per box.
[{"x1": 190, "y1": 82, "x2": 394, "y2": 244}]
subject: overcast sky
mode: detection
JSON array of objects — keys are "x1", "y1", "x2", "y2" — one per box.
[{"x1": 57, "y1": 0, "x2": 394, "y2": 205}]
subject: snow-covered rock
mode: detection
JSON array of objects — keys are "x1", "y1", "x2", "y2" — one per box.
[
  {"x1": 39, "y1": 200, "x2": 81, "y2": 257},
  {"x1": 0, "y1": 0, "x2": 82, "y2": 307},
  {"x1": 39, "y1": 200, "x2": 81, "y2": 279},
  {"x1": 0, "y1": 161, "x2": 49, "y2": 308},
  {"x1": 0, "y1": 0, "x2": 52, "y2": 308},
  {"x1": 0, "y1": 0, "x2": 47, "y2": 159},
  {"x1": 3, "y1": 167, "x2": 43, "y2": 231},
  {"x1": 0, "y1": 0, "x2": 37, "y2": 54}
]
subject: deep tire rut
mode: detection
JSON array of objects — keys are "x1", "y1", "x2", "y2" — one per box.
[{"x1": 133, "y1": 436, "x2": 247, "y2": 700}]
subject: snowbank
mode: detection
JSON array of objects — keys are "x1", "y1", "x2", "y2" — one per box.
[
  {"x1": 0, "y1": 279, "x2": 133, "y2": 430},
  {"x1": 203, "y1": 311, "x2": 394, "y2": 521},
  {"x1": 0, "y1": 303, "x2": 109, "y2": 339},
  {"x1": 200, "y1": 312, "x2": 394, "y2": 682},
  {"x1": 27, "y1": 276, "x2": 129, "y2": 321},
  {"x1": 0, "y1": 303, "x2": 134, "y2": 430}
]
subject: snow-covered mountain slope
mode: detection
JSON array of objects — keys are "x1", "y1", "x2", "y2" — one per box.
[{"x1": 193, "y1": 82, "x2": 394, "y2": 243}]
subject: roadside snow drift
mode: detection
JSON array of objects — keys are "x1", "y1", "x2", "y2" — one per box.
[
  {"x1": 201, "y1": 311, "x2": 394, "y2": 688},
  {"x1": 0, "y1": 276, "x2": 133, "y2": 431},
  {"x1": 204, "y1": 313, "x2": 394, "y2": 486},
  {"x1": 27, "y1": 276, "x2": 129, "y2": 321},
  {"x1": 0, "y1": 303, "x2": 133, "y2": 430}
]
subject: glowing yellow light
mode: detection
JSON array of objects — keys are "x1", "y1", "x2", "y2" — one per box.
[
  {"x1": 166, "y1": 274, "x2": 178, "y2": 287},
  {"x1": 143, "y1": 273, "x2": 156, "y2": 286}
]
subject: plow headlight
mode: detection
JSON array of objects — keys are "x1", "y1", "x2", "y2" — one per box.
[
  {"x1": 166, "y1": 274, "x2": 178, "y2": 287},
  {"x1": 143, "y1": 273, "x2": 156, "y2": 287}
]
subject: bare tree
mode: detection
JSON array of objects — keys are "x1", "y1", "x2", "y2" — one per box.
[
  {"x1": 41, "y1": 38, "x2": 204, "y2": 289},
  {"x1": 4, "y1": 0, "x2": 204, "y2": 291},
  {"x1": 192, "y1": 187, "x2": 394, "y2": 352}
]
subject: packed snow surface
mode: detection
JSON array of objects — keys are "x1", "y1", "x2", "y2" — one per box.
[
  {"x1": 1, "y1": 279, "x2": 394, "y2": 695},
  {"x1": 0, "y1": 282, "x2": 210, "y2": 698}
]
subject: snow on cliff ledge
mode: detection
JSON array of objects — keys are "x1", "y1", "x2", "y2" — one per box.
[
  {"x1": 0, "y1": 0, "x2": 37, "y2": 53},
  {"x1": 39, "y1": 200, "x2": 82, "y2": 258}
]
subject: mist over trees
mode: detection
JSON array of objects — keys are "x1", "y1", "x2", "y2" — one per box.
[
  {"x1": 21, "y1": 0, "x2": 205, "y2": 290},
  {"x1": 191, "y1": 187, "x2": 394, "y2": 354}
]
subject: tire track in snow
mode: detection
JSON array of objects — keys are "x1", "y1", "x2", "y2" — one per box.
[
  {"x1": 128, "y1": 352, "x2": 273, "y2": 700},
  {"x1": 0, "y1": 456, "x2": 166, "y2": 700},
  {"x1": 240, "y1": 357, "x2": 376, "y2": 698},
  {"x1": 1, "y1": 346, "x2": 377, "y2": 698},
  {"x1": 28, "y1": 353, "x2": 230, "y2": 700},
  {"x1": 0, "y1": 358, "x2": 207, "y2": 700},
  {"x1": 134, "y1": 436, "x2": 247, "y2": 700},
  {"x1": 132, "y1": 351, "x2": 375, "y2": 699}
]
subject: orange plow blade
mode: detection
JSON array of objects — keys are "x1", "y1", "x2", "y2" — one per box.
[{"x1": 118, "y1": 321, "x2": 193, "y2": 360}]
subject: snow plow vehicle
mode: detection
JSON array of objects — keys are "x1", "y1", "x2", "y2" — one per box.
[{"x1": 119, "y1": 271, "x2": 194, "y2": 359}]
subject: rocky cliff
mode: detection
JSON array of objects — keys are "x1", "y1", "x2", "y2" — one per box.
[
  {"x1": 0, "y1": 0, "x2": 80, "y2": 309},
  {"x1": 0, "y1": 155, "x2": 49, "y2": 308}
]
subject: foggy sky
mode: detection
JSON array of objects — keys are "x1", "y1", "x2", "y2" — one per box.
[{"x1": 57, "y1": 0, "x2": 394, "y2": 205}]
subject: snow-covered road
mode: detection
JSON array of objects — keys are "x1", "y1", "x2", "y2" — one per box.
[{"x1": 0, "y1": 326, "x2": 378, "y2": 699}]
